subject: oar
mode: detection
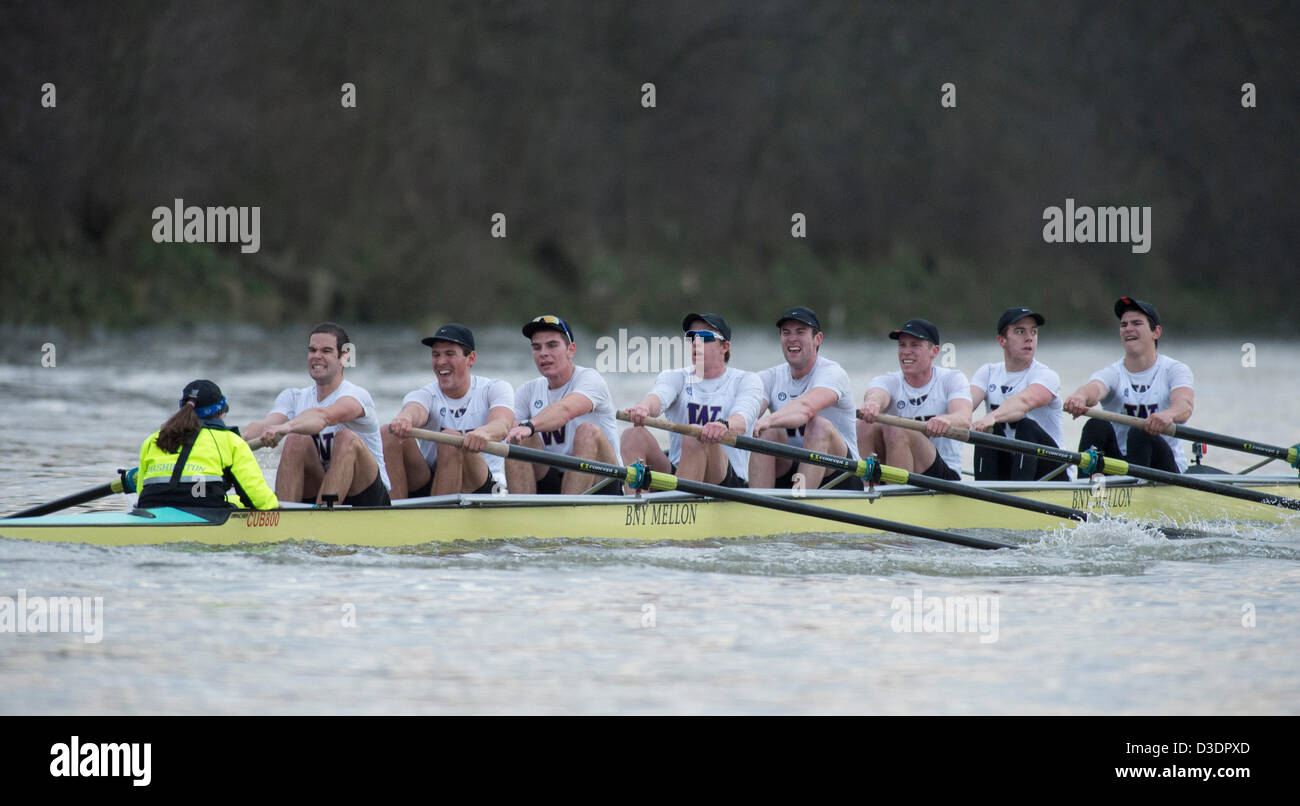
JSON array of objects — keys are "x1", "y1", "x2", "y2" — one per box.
[
  {"x1": 1084, "y1": 408, "x2": 1300, "y2": 468},
  {"x1": 618, "y1": 412, "x2": 1091, "y2": 523},
  {"x1": 4, "y1": 472, "x2": 134, "y2": 519},
  {"x1": 410, "y1": 428, "x2": 1016, "y2": 550},
  {"x1": 870, "y1": 413, "x2": 1300, "y2": 511}
]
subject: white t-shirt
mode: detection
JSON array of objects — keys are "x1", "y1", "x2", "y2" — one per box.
[
  {"x1": 758, "y1": 356, "x2": 861, "y2": 460},
  {"x1": 971, "y1": 360, "x2": 1066, "y2": 448},
  {"x1": 868, "y1": 367, "x2": 971, "y2": 474},
  {"x1": 514, "y1": 365, "x2": 622, "y2": 464},
  {"x1": 272, "y1": 379, "x2": 391, "y2": 489},
  {"x1": 403, "y1": 375, "x2": 514, "y2": 487},
  {"x1": 649, "y1": 366, "x2": 765, "y2": 479},
  {"x1": 1089, "y1": 355, "x2": 1194, "y2": 472}
]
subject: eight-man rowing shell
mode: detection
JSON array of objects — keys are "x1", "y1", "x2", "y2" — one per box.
[{"x1": 2, "y1": 475, "x2": 1296, "y2": 547}]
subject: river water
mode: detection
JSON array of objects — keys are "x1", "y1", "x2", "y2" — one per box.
[{"x1": 1, "y1": 325, "x2": 1297, "y2": 714}]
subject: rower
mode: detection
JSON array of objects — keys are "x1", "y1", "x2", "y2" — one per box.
[
  {"x1": 749, "y1": 306, "x2": 864, "y2": 490},
  {"x1": 1063, "y1": 297, "x2": 1194, "y2": 473},
  {"x1": 857, "y1": 318, "x2": 972, "y2": 481},
  {"x1": 244, "y1": 323, "x2": 391, "y2": 507},
  {"x1": 969, "y1": 307, "x2": 1073, "y2": 481},
  {"x1": 383, "y1": 323, "x2": 514, "y2": 497},
  {"x1": 621, "y1": 312, "x2": 764, "y2": 489},
  {"x1": 505, "y1": 315, "x2": 622, "y2": 495},
  {"x1": 138, "y1": 379, "x2": 277, "y2": 510}
]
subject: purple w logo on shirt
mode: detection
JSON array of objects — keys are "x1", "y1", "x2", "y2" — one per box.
[
  {"x1": 312, "y1": 432, "x2": 335, "y2": 463},
  {"x1": 687, "y1": 403, "x2": 722, "y2": 426},
  {"x1": 1122, "y1": 403, "x2": 1156, "y2": 419},
  {"x1": 540, "y1": 428, "x2": 566, "y2": 446}
]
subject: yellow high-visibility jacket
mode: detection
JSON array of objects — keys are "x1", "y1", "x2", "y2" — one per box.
[{"x1": 137, "y1": 425, "x2": 278, "y2": 510}]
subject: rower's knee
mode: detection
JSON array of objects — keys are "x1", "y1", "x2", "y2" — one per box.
[{"x1": 280, "y1": 433, "x2": 315, "y2": 463}]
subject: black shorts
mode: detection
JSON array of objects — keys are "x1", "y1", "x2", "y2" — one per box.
[
  {"x1": 301, "y1": 471, "x2": 391, "y2": 507},
  {"x1": 772, "y1": 452, "x2": 866, "y2": 491},
  {"x1": 536, "y1": 466, "x2": 624, "y2": 495},
  {"x1": 669, "y1": 461, "x2": 748, "y2": 489},
  {"x1": 409, "y1": 467, "x2": 495, "y2": 497},
  {"x1": 919, "y1": 454, "x2": 962, "y2": 482}
]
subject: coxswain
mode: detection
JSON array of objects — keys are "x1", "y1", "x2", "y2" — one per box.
[{"x1": 137, "y1": 379, "x2": 278, "y2": 509}]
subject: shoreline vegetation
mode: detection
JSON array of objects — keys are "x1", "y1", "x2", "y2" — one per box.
[{"x1": 3, "y1": 240, "x2": 1287, "y2": 336}]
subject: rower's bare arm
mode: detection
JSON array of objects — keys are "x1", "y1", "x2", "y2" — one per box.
[
  {"x1": 535, "y1": 392, "x2": 595, "y2": 432},
  {"x1": 1063, "y1": 380, "x2": 1107, "y2": 417},
  {"x1": 969, "y1": 384, "x2": 986, "y2": 412},
  {"x1": 243, "y1": 413, "x2": 288, "y2": 441},
  {"x1": 387, "y1": 401, "x2": 429, "y2": 438},
  {"x1": 858, "y1": 387, "x2": 891, "y2": 422},
  {"x1": 624, "y1": 394, "x2": 662, "y2": 426},
  {"x1": 1146, "y1": 387, "x2": 1195, "y2": 434},
  {"x1": 764, "y1": 387, "x2": 838, "y2": 432},
  {"x1": 288, "y1": 397, "x2": 365, "y2": 435},
  {"x1": 929, "y1": 398, "x2": 973, "y2": 436},
  {"x1": 979, "y1": 383, "x2": 1055, "y2": 429}
]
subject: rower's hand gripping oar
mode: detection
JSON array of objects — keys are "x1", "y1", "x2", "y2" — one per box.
[
  {"x1": 618, "y1": 411, "x2": 1092, "y2": 523},
  {"x1": 868, "y1": 412, "x2": 1300, "y2": 511},
  {"x1": 409, "y1": 427, "x2": 1017, "y2": 550},
  {"x1": 1082, "y1": 407, "x2": 1300, "y2": 470}
]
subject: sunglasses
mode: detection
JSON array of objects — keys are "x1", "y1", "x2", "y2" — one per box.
[
  {"x1": 685, "y1": 330, "x2": 725, "y2": 342},
  {"x1": 529, "y1": 315, "x2": 573, "y2": 342}
]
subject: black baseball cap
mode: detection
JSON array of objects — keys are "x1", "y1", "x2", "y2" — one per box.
[
  {"x1": 180, "y1": 379, "x2": 226, "y2": 418},
  {"x1": 889, "y1": 318, "x2": 941, "y2": 344},
  {"x1": 682, "y1": 312, "x2": 731, "y2": 341},
  {"x1": 522, "y1": 314, "x2": 574, "y2": 344},
  {"x1": 996, "y1": 307, "x2": 1045, "y2": 334},
  {"x1": 775, "y1": 306, "x2": 822, "y2": 332},
  {"x1": 421, "y1": 323, "x2": 475, "y2": 351},
  {"x1": 1114, "y1": 297, "x2": 1160, "y2": 328}
]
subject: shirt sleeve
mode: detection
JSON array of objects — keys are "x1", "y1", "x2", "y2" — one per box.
[
  {"x1": 569, "y1": 368, "x2": 610, "y2": 412},
  {"x1": 808, "y1": 361, "x2": 851, "y2": 405},
  {"x1": 1089, "y1": 363, "x2": 1120, "y2": 398},
  {"x1": 943, "y1": 370, "x2": 972, "y2": 402},
  {"x1": 402, "y1": 385, "x2": 436, "y2": 416},
  {"x1": 271, "y1": 388, "x2": 297, "y2": 419},
  {"x1": 1026, "y1": 364, "x2": 1061, "y2": 397},
  {"x1": 514, "y1": 381, "x2": 533, "y2": 421},
  {"x1": 229, "y1": 437, "x2": 279, "y2": 510},
  {"x1": 1168, "y1": 360, "x2": 1194, "y2": 391},
  {"x1": 728, "y1": 372, "x2": 767, "y2": 431},
  {"x1": 868, "y1": 374, "x2": 896, "y2": 401},
  {"x1": 971, "y1": 364, "x2": 990, "y2": 391},
  {"x1": 488, "y1": 379, "x2": 514, "y2": 411},
  {"x1": 649, "y1": 369, "x2": 684, "y2": 411}
]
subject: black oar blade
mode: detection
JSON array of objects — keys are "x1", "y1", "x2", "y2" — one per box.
[{"x1": 5, "y1": 481, "x2": 121, "y2": 519}]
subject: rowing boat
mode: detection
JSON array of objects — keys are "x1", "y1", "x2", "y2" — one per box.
[{"x1": 2, "y1": 475, "x2": 1296, "y2": 547}]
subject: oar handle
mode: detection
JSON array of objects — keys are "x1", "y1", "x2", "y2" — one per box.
[
  {"x1": 410, "y1": 427, "x2": 511, "y2": 458},
  {"x1": 1084, "y1": 407, "x2": 1175, "y2": 436},
  {"x1": 871, "y1": 412, "x2": 972, "y2": 442},
  {"x1": 616, "y1": 411, "x2": 740, "y2": 446},
  {"x1": 246, "y1": 436, "x2": 271, "y2": 450}
]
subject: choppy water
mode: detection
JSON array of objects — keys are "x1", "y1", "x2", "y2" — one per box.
[{"x1": 1, "y1": 325, "x2": 1298, "y2": 714}]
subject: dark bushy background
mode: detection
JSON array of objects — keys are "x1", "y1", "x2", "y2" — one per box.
[{"x1": 2, "y1": 1, "x2": 1296, "y2": 334}]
